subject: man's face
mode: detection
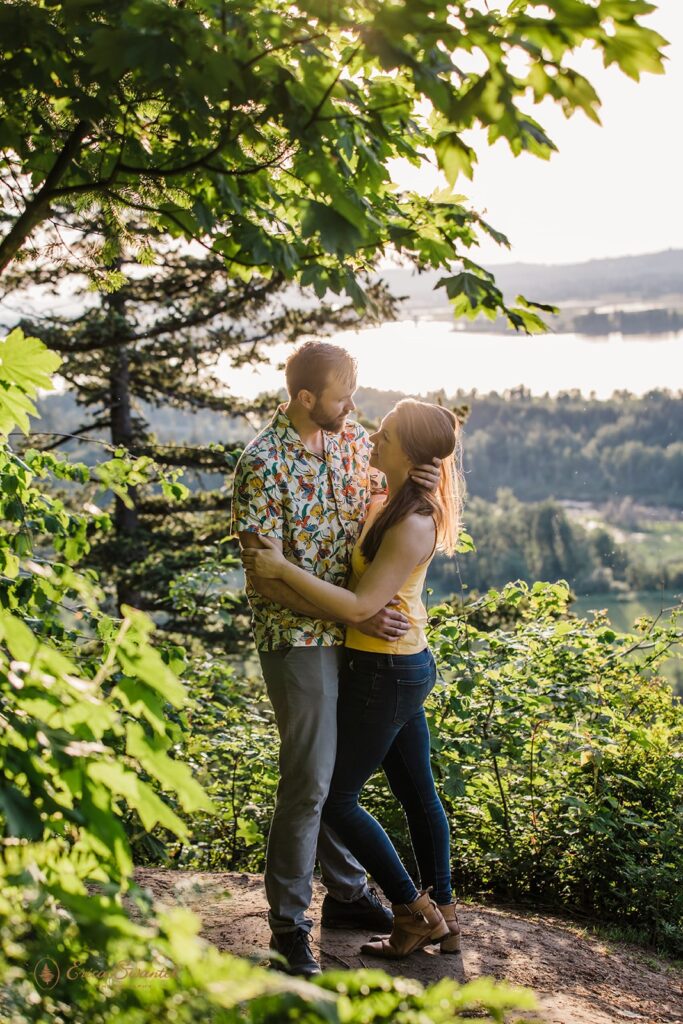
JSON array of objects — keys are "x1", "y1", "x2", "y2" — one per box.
[{"x1": 310, "y1": 375, "x2": 357, "y2": 433}]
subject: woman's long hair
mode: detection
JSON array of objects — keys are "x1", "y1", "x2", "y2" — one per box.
[{"x1": 360, "y1": 399, "x2": 465, "y2": 562}]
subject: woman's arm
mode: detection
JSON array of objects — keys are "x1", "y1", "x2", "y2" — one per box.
[
  {"x1": 240, "y1": 532, "x2": 411, "y2": 641},
  {"x1": 239, "y1": 532, "x2": 333, "y2": 618},
  {"x1": 241, "y1": 514, "x2": 435, "y2": 625}
]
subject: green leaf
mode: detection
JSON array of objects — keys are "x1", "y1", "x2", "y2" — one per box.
[
  {"x1": 0, "y1": 785, "x2": 44, "y2": 839},
  {"x1": 301, "y1": 201, "x2": 363, "y2": 256},
  {"x1": 434, "y1": 132, "x2": 476, "y2": 184},
  {"x1": 0, "y1": 329, "x2": 62, "y2": 393},
  {"x1": 112, "y1": 676, "x2": 169, "y2": 735},
  {"x1": 125, "y1": 721, "x2": 215, "y2": 814},
  {"x1": 603, "y1": 22, "x2": 668, "y2": 80},
  {"x1": 116, "y1": 644, "x2": 187, "y2": 708},
  {"x1": 0, "y1": 611, "x2": 39, "y2": 661},
  {"x1": 80, "y1": 777, "x2": 134, "y2": 877},
  {"x1": 160, "y1": 477, "x2": 191, "y2": 502},
  {"x1": 0, "y1": 379, "x2": 38, "y2": 436},
  {"x1": 236, "y1": 816, "x2": 261, "y2": 846},
  {"x1": 456, "y1": 531, "x2": 476, "y2": 553},
  {"x1": 86, "y1": 761, "x2": 189, "y2": 838},
  {"x1": 437, "y1": 271, "x2": 502, "y2": 320}
]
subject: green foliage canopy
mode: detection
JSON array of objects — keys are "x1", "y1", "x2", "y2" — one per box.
[
  {"x1": 0, "y1": 0, "x2": 667, "y2": 326},
  {"x1": 428, "y1": 580, "x2": 683, "y2": 957}
]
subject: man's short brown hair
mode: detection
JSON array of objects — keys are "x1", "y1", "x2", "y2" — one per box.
[{"x1": 285, "y1": 341, "x2": 357, "y2": 399}]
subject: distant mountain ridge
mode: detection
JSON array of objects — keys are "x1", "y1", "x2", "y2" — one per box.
[{"x1": 379, "y1": 248, "x2": 683, "y2": 310}]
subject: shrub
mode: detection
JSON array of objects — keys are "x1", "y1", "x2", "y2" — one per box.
[
  {"x1": 428, "y1": 581, "x2": 683, "y2": 954},
  {"x1": 172, "y1": 584, "x2": 683, "y2": 956}
]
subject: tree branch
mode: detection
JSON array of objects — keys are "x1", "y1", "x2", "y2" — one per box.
[
  {"x1": 37, "y1": 419, "x2": 112, "y2": 451},
  {"x1": 0, "y1": 121, "x2": 91, "y2": 275}
]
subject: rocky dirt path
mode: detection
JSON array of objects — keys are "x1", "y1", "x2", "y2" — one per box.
[{"x1": 128, "y1": 868, "x2": 683, "y2": 1024}]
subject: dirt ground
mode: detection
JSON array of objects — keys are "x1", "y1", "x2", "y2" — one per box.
[{"x1": 127, "y1": 868, "x2": 683, "y2": 1024}]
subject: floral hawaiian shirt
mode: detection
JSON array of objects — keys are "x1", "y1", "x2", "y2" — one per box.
[{"x1": 230, "y1": 404, "x2": 373, "y2": 650}]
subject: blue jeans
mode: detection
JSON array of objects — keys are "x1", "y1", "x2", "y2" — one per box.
[{"x1": 321, "y1": 646, "x2": 452, "y2": 906}]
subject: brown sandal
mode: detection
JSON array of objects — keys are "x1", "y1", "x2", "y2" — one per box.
[{"x1": 360, "y1": 890, "x2": 449, "y2": 958}]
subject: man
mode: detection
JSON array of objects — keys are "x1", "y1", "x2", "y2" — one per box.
[{"x1": 231, "y1": 341, "x2": 438, "y2": 976}]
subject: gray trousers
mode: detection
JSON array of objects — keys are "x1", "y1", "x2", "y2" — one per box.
[{"x1": 258, "y1": 645, "x2": 368, "y2": 934}]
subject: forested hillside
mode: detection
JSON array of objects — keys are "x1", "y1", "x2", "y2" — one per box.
[
  {"x1": 33, "y1": 387, "x2": 683, "y2": 605},
  {"x1": 35, "y1": 386, "x2": 683, "y2": 507},
  {"x1": 375, "y1": 251, "x2": 683, "y2": 334},
  {"x1": 356, "y1": 387, "x2": 683, "y2": 506},
  {"x1": 380, "y1": 249, "x2": 683, "y2": 308}
]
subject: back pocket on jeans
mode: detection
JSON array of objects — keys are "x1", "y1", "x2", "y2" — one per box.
[
  {"x1": 394, "y1": 677, "x2": 435, "y2": 725},
  {"x1": 395, "y1": 654, "x2": 436, "y2": 687}
]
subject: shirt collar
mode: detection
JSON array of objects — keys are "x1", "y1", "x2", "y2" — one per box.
[
  {"x1": 270, "y1": 404, "x2": 303, "y2": 448},
  {"x1": 270, "y1": 403, "x2": 342, "y2": 463}
]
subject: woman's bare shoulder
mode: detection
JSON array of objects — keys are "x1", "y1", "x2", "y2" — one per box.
[{"x1": 388, "y1": 510, "x2": 436, "y2": 546}]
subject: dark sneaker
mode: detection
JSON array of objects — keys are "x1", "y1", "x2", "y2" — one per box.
[
  {"x1": 321, "y1": 887, "x2": 393, "y2": 931},
  {"x1": 269, "y1": 928, "x2": 321, "y2": 977}
]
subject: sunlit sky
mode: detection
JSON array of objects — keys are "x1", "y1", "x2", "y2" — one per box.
[{"x1": 390, "y1": 0, "x2": 682, "y2": 266}]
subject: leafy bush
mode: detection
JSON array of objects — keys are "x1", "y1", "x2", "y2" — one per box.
[
  {"x1": 158, "y1": 657, "x2": 278, "y2": 871},
  {"x1": 428, "y1": 582, "x2": 683, "y2": 954},
  {"x1": 169, "y1": 584, "x2": 683, "y2": 956}
]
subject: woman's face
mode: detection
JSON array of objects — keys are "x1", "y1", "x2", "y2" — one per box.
[{"x1": 369, "y1": 412, "x2": 411, "y2": 478}]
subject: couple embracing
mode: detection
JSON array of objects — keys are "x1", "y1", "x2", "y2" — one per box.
[{"x1": 231, "y1": 341, "x2": 464, "y2": 976}]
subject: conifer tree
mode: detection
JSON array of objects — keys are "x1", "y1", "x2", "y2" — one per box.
[{"x1": 16, "y1": 223, "x2": 396, "y2": 644}]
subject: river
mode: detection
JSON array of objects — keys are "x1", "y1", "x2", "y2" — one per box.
[{"x1": 219, "y1": 320, "x2": 683, "y2": 400}]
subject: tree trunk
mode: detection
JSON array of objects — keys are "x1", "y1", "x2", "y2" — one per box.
[{"x1": 107, "y1": 288, "x2": 142, "y2": 610}]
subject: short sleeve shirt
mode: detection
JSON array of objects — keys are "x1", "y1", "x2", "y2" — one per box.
[{"x1": 230, "y1": 404, "x2": 372, "y2": 650}]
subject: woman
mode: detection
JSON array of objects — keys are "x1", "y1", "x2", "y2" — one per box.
[{"x1": 241, "y1": 398, "x2": 463, "y2": 958}]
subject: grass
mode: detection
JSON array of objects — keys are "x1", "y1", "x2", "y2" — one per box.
[{"x1": 632, "y1": 519, "x2": 683, "y2": 573}]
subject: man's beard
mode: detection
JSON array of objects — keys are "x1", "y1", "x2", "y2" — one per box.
[{"x1": 311, "y1": 407, "x2": 347, "y2": 433}]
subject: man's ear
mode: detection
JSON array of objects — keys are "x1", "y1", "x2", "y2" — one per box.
[{"x1": 298, "y1": 388, "x2": 317, "y2": 412}]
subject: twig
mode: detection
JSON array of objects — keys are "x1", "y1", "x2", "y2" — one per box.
[
  {"x1": 9, "y1": 431, "x2": 242, "y2": 456},
  {"x1": 228, "y1": 756, "x2": 241, "y2": 869},
  {"x1": 482, "y1": 693, "x2": 514, "y2": 856},
  {"x1": 529, "y1": 720, "x2": 541, "y2": 833},
  {"x1": 320, "y1": 948, "x2": 352, "y2": 969}
]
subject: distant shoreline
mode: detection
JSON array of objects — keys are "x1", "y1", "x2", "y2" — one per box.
[{"x1": 401, "y1": 304, "x2": 683, "y2": 338}]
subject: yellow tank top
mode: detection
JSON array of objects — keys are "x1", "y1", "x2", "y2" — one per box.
[{"x1": 344, "y1": 499, "x2": 437, "y2": 655}]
